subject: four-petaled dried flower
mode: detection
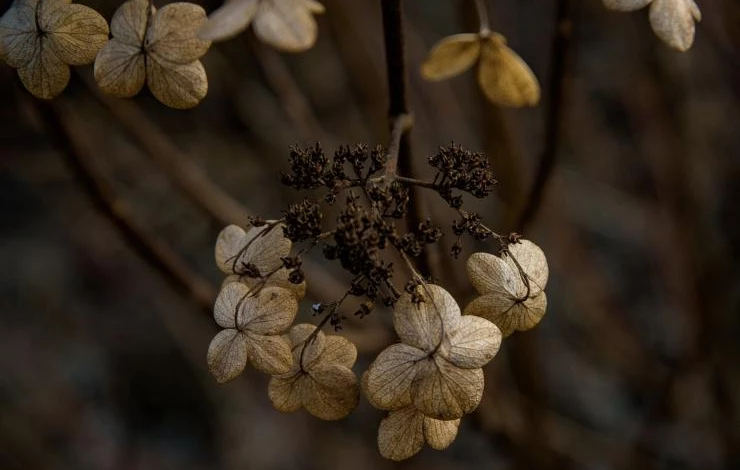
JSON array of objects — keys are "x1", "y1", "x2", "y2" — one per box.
[
  {"x1": 0, "y1": 0, "x2": 109, "y2": 99},
  {"x1": 421, "y1": 32, "x2": 540, "y2": 107},
  {"x1": 199, "y1": 0, "x2": 325, "y2": 52},
  {"x1": 268, "y1": 323, "x2": 359, "y2": 420},
  {"x1": 464, "y1": 239, "x2": 549, "y2": 337},
  {"x1": 376, "y1": 405, "x2": 459, "y2": 461},
  {"x1": 207, "y1": 283, "x2": 298, "y2": 383},
  {"x1": 93, "y1": 0, "x2": 211, "y2": 109},
  {"x1": 603, "y1": 0, "x2": 701, "y2": 51},
  {"x1": 215, "y1": 223, "x2": 306, "y2": 299}
]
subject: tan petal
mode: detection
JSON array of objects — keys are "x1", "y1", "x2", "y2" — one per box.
[
  {"x1": 0, "y1": 0, "x2": 39, "y2": 68},
  {"x1": 393, "y1": 284, "x2": 460, "y2": 353},
  {"x1": 238, "y1": 286, "x2": 297, "y2": 334},
  {"x1": 287, "y1": 323, "x2": 325, "y2": 368},
  {"x1": 198, "y1": 0, "x2": 259, "y2": 41},
  {"x1": 207, "y1": 329, "x2": 248, "y2": 383},
  {"x1": 40, "y1": 2, "x2": 109, "y2": 65},
  {"x1": 302, "y1": 0, "x2": 325, "y2": 14},
  {"x1": 242, "y1": 223, "x2": 292, "y2": 275},
  {"x1": 477, "y1": 34, "x2": 540, "y2": 107},
  {"x1": 147, "y1": 2, "x2": 210, "y2": 63},
  {"x1": 421, "y1": 33, "x2": 481, "y2": 81},
  {"x1": 253, "y1": 0, "x2": 318, "y2": 52},
  {"x1": 110, "y1": 0, "x2": 150, "y2": 47},
  {"x1": 146, "y1": 56, "x2": 208, "y2": 109},
  {"x1": 245, "y1": 332, "x2": 293, "y2": 375},
  {"x1": 364, "y1": 343, "x2": 428, "y2": 411},
  {"x1": 268, "y1": 371, "x2": 307, "y2": 412},
  {"x1": 441, "y1": 315, "x2": 501, "y2": 369},
  {"x1": 649, "y1": 0, "x2": 700, "y2": 52},
  {"x1": 423, "y1": 416, "x2": 460, "y2": 450},
  {"x1": 215, "y1": 224, "x2": 248, "y2": 274},
  {"x1": 413, "y1": 355, "x2": 484, "y2": 420},
  {"x1": 602, "y1": 0, "x2": 652, "y2": 11},
  {"x1": 17, "y1": 42, "x2": 70, "y2": 99},
  {"x1": 377, "y1": 406, "x2": 425, "y2": 461},
  {"x1": 213, "y1": 282, "x2": 250, "y2": 329},
  {"x1": 93, "y1": 40, "x2": 146, "y2": 97},
  {"x1": 303, "y1": 364, "x2": 359, "y2": 420},
  {"x1": 466, "y1": 252, "x2": 519, "y2": 297},
  {"x1": 319, "y1": 335, "x2": 357, "y2": 369},
  {"x1": 503, "y1": 239, "x2": 549, "y2": 296},
  {"x1": 465, "y1": 292, "x2": 547, "y2": 337}
]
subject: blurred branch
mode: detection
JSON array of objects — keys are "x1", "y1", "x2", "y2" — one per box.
[
  {"x1": 516, "y1": 0, "x2": 574, "y2": 231},
  {"x1": 34, "y1": 98, "x2": 217, "y2": 312}
]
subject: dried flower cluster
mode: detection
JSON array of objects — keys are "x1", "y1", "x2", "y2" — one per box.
[
  {"x1": 603, "y1": 0, "x2": 701, "y2": 51},
  {"x1": 422, "y1": 31, "x2": 540, "y2": 108},
  {"x1": 203, "y1": 141, "x2": 550, "y2": 460}
]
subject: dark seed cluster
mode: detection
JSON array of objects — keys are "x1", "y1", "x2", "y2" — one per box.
[{"x1": 429, "y1": 143, "x2": 497, "y2": 208}]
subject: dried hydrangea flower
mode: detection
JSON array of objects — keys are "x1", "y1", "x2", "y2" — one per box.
[
  {"x1": 421, "y1": 32, "x2": 540, "y2": 107},
  {"x1": 198, "y1": 0, "x2": 324, "y2": 52},
  {"x1": 603, "y1": 0, "x2": 701, "y2": 51},
  {"x1": 93, "y1": 0, "x2": 211, "y2": 109},
  {"x1": 207, "y1": 283, "x2": 298, "y2": 383},
  {"x1": 377, "y1": 405, "x2": 460, "y2": 461},
  {"x1": 364, "y1": 284, "x2": 501, "y2": 420},
  {"x1": 0, "y1": 0, "x2": 109, "y2": 99},
  {"x1": 215, "y1": 223, "x2": 306, "y2": 299},
  {"x1": 268, "y1": 323, "x2": 359, "y2": 420},
  {"x1": 464, "y1": 239, "x2": 549, "y2": 337}
]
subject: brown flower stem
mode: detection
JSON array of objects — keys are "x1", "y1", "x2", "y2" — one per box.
[
  {"x1": 515, "y1": 0, "x2": 574, "y2": 231},
  {"x1": 380, "y1": 0, "x2": 431, "y2": 277},
  {"x1": 384, "y1": 113, "x2": 414, "y2": 181},
  {"x1": 473, "y1": 0, "x2": 491, "y2": 34}
]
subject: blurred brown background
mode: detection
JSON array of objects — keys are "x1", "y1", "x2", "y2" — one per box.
[{"x1": 1, "y1": 0, "x2": 739, "y2": 469}]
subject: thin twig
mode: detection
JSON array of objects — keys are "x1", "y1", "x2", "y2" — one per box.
[
  {"x1": 473, "y1": 0, "x2": 491, "y2": 34},
  {"x1": 516, "y1": 0, "x2": 574, "y2": 231}
]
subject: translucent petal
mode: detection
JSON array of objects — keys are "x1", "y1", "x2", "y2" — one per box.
[
  {"x1": 93, "y1": 40, "x2": 146, "y2": 98},
  {"x1": 0, "y1": 0, "x2": 39, "y2": 68},
  {"x1": 602, "y1": 0, "x2": 652, "y2": 11},
  {"x1": 238, "y1": 286, "x2": 297, "y2": 334},
  {"x1": 198, "y1": 0, "x2": 259, "y2": 41},
  {"x1": 477, "y1": 34, "x2": 540, "y2": 107},
  {"x1": 412, "y1": 355, "x2": 484, "y2": 420},
  {"x1": 441, "y1": 315, "x2": 501, "y2": 369},
  {"x1": 213, "y1": 282, "x2": 250, "y2": 329},
  {"x1": 40, "y1": 2, "x2": 109, "y2": 65},
  {"x1": 146, "y1": 56, "x2": 208, "y2": 109},
  {"x1": 268, "y1": 371, "x2": 306, "y2": 412},
  {"x1": 377, "y1": 406, "x2": 425, "y2": 461},
  {"x1": 423, "y1": 416, "x2": 460, "y2": 450},
  {"x1": 393, "y1": 284, "x2": 460, "y2": 353},
  {"x1": 319, "y1": 335, "x2": 357, "y2": 369},
  {"x1": 242, "y1": 223, "x2": 292, "y2": 276},
  {"x1": 466, "y1": 252, "x2": 520, "y2": 297},
  {"x1": 253, "y1": 0, "x2": 318, "y2": 52},
  {"x1": 215, "y1": 224, "x2": 248, "y2": 274},
  {"x1": 421, "y1": 33, "x2": 481, "y2": 81},
  {"x1": 465, "y1": 292, "x2": 547, "y2": 337},
  {"x1": 303, "y1": 364, "x2": 359, "y2": 420},
  {"x1": 245, "y1": 332, "x2": 293, "y2": 375},
  {"x1": 207, "y1": 329, "x2": 248, "y2": 383},
  {"x1": 649, "y1": 0, "x2": 700, "y2": 52},
  {"x1": 364, "y1": 343, "x2": 428, "y2": 411},
  {"x1": 147, "y1": 2, "x2": 210, "y2": 64},
  {"x1": 287, "y1": 323, "x2": 326, "y2": 368},
  {"x1": 503, "y1": 239, "x2": 549, "y2": 296},
  {"x1": 17, "y1": 42, "x2": 70, "y2": 99}
]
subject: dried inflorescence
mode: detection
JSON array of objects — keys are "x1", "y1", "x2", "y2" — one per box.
[
  {"x1": 0, "y1": 0, "x2": 109, "y2": 99},
  {"x1": 198, "y1": 0, "x2": 325, "y2": 52},
  {"x1": 421, "y1": 32, "x2": 540, "y2": 107},
  {"x1": 94, "y1": 0, "x2": 211, "y2": 109},
  {"x1": 465, "y1": 239, "x2": 549, "y2": 337},
  {"x1": 205, "y1": 143, "x2": 548, "y2": 460},
  {"x1": 603, "y1": 0, "x2": 701, "y2": 51}
]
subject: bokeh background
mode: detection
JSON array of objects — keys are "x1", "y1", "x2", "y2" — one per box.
[{"x1": 1, "y1": 0, "x2": 738, "y2": 469}]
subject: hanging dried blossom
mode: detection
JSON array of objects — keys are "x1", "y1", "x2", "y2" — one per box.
[
  {"x1": 464, "y1": 239, "x2": 549, "y2": 337},
  {"x1": 268, "y1": 324, "x2": 359, "y2": 420},
  {"x1": 603, "y1": 0, "x2": 701, "y2": 51},
  {"x1": 377, "y1": 405, "x2": 459, "y2": 461},
  {"x1": 215, "y1": 223, "x2": 306, "y2": 299},
  {"x1": 363, "y1": 284, "x2": 501, "y2": 420},
  {"x1": 199, "y1": 0, "x2": 324, "y2": 52},
  {"x1": 421, "y1": 32, "x2": 540, "y2": 107},
  {"x1": 93, "y1": 0, "x2": 211, "y2": 109},
  {"x1": 0, "y1": 0, "x2": 109, "y2": 99},
  {"x1": 207, "y1": 283, "x2": 298, "y2": 382}
]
